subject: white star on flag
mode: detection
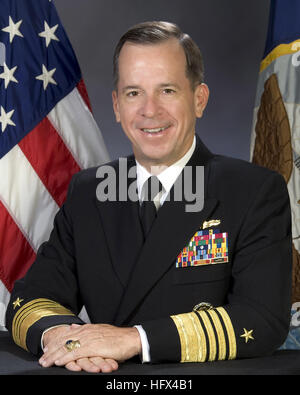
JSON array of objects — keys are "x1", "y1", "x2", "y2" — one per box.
[
  {"x1": 35, "y1": 64, "x2": 57, "y2": 90},
  {"x1": 2, "y1": 16, "x2": 24, "y2": 43},
  {"x1": 0, "y1": 106, "x2": 16, "y2": 132},
  {"x1": 0, "y1": 63, "x2": 18, "y2": 89},
  {"x1": 38, "y1": 21, "x2": 59, "y2": 47}
]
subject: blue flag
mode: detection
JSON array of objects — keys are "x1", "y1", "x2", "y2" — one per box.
[{"x1": 251, "y1": 0, "x2": 300, "y2": 349}]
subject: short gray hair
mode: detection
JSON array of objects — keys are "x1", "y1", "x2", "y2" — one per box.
[{"x1": 113, "y1": 21, "x2": 204, "y2": 90}]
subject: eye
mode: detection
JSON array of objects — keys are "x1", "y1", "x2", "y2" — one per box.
[
  {"x1": 127, "y1": 90, "x2": 139, "y2": 97},
  {"x1": 163, "y1": 88, "x2": 176, "y2": 95}
]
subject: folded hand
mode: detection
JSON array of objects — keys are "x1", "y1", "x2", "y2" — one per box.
[{"x1": 39, "y1": 323, "x2": 141, "y2": 373}]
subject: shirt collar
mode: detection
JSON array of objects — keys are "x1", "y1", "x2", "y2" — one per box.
[{"x1": 136, "y1": 136, "x2": 196, "y2": 201}]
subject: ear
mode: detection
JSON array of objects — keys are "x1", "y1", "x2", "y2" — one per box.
[
  {"x1": 112, "y1": 90, "x2": 121, "y2": 123},
  {"x1": 194, "y1": 83, "x2": 209, "y2": 118}
]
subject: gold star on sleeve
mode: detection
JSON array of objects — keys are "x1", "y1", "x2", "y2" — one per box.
[
  {"x1": 240, "y1": 328, "x2": 254, "y2": 343},
  {"x1": 12, "y1": 297, "x2": 24, "y2": 310}
]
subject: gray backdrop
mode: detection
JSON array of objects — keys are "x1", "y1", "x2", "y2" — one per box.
[{"x1": 54, "y1": 0, "x2": 270, "y2": 162}]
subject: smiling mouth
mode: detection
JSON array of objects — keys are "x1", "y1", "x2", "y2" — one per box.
[{"x1": 140, "y1": 125, "x2": 171, "y2": 134}]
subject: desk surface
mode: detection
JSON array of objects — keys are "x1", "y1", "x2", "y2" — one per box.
[{"x1": 1, "y1": 332, "x2": 300, "y2": 376}]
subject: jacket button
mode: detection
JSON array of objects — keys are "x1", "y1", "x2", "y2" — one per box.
[{"x1": 193, "y1": 302, "x2": 213, "y2": 312}]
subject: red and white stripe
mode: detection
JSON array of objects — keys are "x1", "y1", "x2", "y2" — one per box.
[{"x1": 0, "y1": 80, "x2": 110, "y2": 328}]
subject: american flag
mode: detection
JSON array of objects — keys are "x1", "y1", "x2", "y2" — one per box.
[{"x1": 0, "y1": 0, "x2": 110, "y2": 329}]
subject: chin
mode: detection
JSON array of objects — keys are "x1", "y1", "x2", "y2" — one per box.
[{"x1": 142, "y1": 151, "x2": 170, "y2": 163}]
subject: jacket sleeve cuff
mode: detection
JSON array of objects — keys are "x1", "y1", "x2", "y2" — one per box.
[
  {"x1": 139, "y1": 317, "x2": 181, "y2": 363},
  {"x1": 10, "y1": 298, "x2": 85, "y2": 356}
]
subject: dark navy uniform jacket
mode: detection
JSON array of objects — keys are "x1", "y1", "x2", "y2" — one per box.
[{"x1": 6, "y1": 136, "x2": 292, "y2": 362}]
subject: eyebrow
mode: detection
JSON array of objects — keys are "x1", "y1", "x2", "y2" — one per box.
[
  {"x1": 121, "y1": 83, "x2": 181, "y2": 93},
  {"x1": 159, "y1": 83, "x2": 181, "y2": 90},
  {"x1": 121, "y1": 85, "x2": 140, "y2": 93}
]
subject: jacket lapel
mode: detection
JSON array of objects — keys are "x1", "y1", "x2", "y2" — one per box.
[
  {"x1": 95, "y1": 157, "x2": 144, "y2": 288},
  {"x1": 115, "y1": 136, "x2": 219, "y2": 326}
]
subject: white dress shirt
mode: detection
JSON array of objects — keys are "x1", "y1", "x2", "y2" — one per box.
[{"x1": 136, "y1": 136, "x2": 196, "y2": 210}]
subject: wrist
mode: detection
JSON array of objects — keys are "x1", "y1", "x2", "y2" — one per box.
[
  {"x1": 129, "y1": 326, "x2": 142, "y2": 357},
  {"x1": 42, "y1": 325, "x2": 70, "y2": 348}
]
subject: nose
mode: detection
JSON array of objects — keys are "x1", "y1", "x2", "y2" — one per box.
[{"x1": 139, "y1": 94, "x2": 161, "y2": 118}]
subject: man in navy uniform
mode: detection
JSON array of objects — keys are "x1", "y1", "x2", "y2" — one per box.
[{"x1": 6, "y1": 21, "x2": 292, "y2": 373}]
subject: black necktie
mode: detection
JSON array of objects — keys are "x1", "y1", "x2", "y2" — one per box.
[{"x1": 140, "y1": 176, "x2": 163, "y2": 238}]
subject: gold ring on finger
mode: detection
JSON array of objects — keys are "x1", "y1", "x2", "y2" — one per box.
[{"x1": 64, "y1": 339, "x2": 81, "y2": 352}]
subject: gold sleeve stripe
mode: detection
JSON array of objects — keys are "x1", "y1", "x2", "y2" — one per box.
[
  {"x1": 199, "y1": 311, "x2": 216, "y2": 361},
  {"x1": 206, "y1": 309, "x2": 226, "y2": 360},
  {"x1": 171, "y1": 312, "x2": 206, "y2": 362},
  {"x1": 189, "y1": 312, "x2": 206, "y2": 361},
  {"x1": 12, "y1": 298, "x2": 75, "y2": 351},
  {"x1": 171, "y1": 306, "x2": 237, "y2": 362},
  {"x1": 171, "y1": 315, "x2": 189, "y2": 361},
  {"x1": 216, "y1": 307, "x2": 236, "y2": 360}
]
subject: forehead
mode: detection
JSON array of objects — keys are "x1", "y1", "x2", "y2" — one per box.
[{"x1": 117, "y1": 38, "x2": 187, "y2": 82}]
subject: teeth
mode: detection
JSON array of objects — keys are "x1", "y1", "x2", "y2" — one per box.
[{"x1": 142, "y1": 126, "x2": 169, "y2": 133}]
